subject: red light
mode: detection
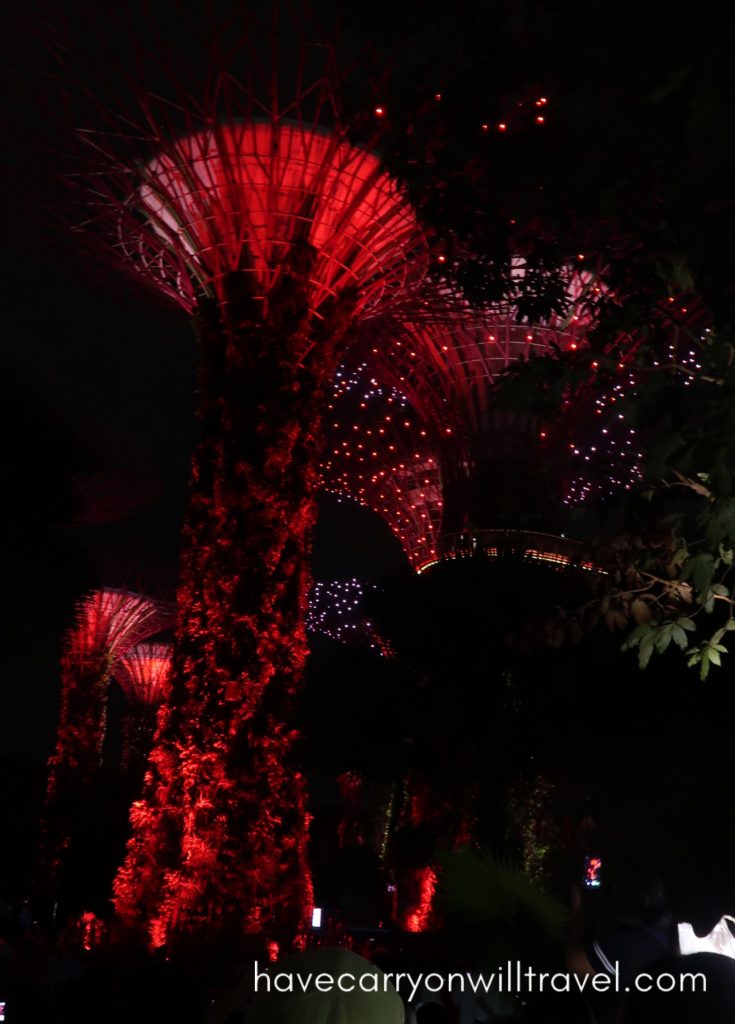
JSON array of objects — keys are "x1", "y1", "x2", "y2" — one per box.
[
  {"x1": 535, "y1": 115, "x2": 545, "y2": 124},
  {"x1": 434, "y1": 93, "x2": 442, "y2": 102},
  {"x1": 498, "y1": 122, "x2": 507, "y2": 132},
  {"x1": 374, "y1": 106, "x2": 385, "y2": 117},
  {"x1": 481, "y1": 123, "x2": 489, "y2": 131}
]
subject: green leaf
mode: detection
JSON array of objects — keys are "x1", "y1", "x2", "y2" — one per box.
[
  {"x1": 622, "y1": 623, "x2": 652, "y2": 651},
  {"x1": 654, "y1": 623, "x2": 674, "y2": 654},
  {"x1": 687, "y1": 649, "x2": 702, "y2": 669},
  {"x1": 677, "y1": 617, "x2": 696, "y2": 631},
  {"x1": 670, "y1": 547, "x2": 689, "y2": 569},
  {"x1": 671, "y1": 624, "x2": 688, "y2": 650},
  {"x1": 638, "y1": 635, "x2": 655, "y2": 669},
  {"x1": 684, "y1": 553, "x2": 715, "y2": 595}
]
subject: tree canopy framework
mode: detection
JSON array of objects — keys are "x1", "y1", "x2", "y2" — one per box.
[{"x1": 60, "y1": 10, "x2": 429, "y2": 946}]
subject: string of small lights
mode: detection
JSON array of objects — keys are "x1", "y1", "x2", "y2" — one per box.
[
  {"x1": 321, "y1": 362, "x2": 444, "y2": 570},
  {"x1": 306, "y1": 579, "x2": 379, "y2": 648},
  {"x1": 563, "y1": 316, "x2": 708, "y2": 505}
]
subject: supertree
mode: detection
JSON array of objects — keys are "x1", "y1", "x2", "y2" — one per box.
[
  {"x1": 60, "y1": 13, "x2": 428, "y2": 945},
  {"x1": 366, "y1": 308, "x2": 584, "y2": 536},
  {"x1": 112, "y1": 642, "x2": 173, "y2": 772},
  {"x1": 44, "y1": 588, "x2": 163, "y2": 910},
  {"x1": 325, "y1": 304, "x2": 593, "y2": 572}
]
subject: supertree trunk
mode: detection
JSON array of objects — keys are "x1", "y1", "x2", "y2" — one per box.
[
  {"x1": 51, "y1": 653, "x2": 113, "y2": 793},
  {"x1": 114, "y1": 263, "x2": 356, "y2": 946}
]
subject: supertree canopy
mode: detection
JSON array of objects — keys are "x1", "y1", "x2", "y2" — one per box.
[
  {"x1": 67, "y1": 16, "x2": 428, "y2": 945},
  {"x1": 351, "y1": 307, "x2": 582, "y2": 564},
  {"x1": 321, "y1": 362, "x2": 443, "y2": 570},
  {"x1": 44, "y1": 588, "x2": 163, "y2": 908},
  {"x1": 123, "y1": 123, "x2": 424, "y2": 316},
  {"x1": 112, "y1": 642, "x2": 173, "y2": 771},
  {"x1": 321, "y1": 306, "x2": 604, "y2": 571},
  {"x1": 345, "y1": 263, "x2": 648, "y2": 572}
]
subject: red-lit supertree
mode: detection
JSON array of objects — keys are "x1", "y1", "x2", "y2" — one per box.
[
  {"x1": 63, "y1": 15, "x2": 428, "y2": 944},
  {"x1": 112, "y1": 642, "x2": 172, "y2": 772},
  {"x1": 325, "y1": 296, "x2": 591, "y2": 572},
  {"x1": 365, "y1": 288, "x2": 590, "y2": 537},
  {"x1": 44, "y1": 588, "x2": 163, "y2": 906}
]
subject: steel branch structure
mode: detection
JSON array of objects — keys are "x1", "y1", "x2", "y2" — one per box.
[{"x1": 66, "y1": 14, "x2": 428, "y2": 945}]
